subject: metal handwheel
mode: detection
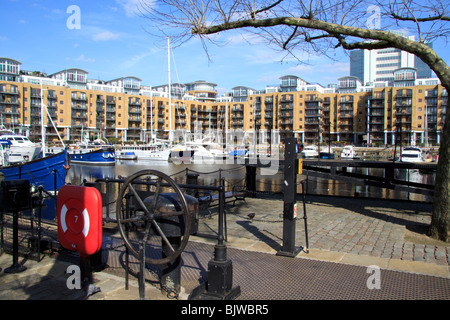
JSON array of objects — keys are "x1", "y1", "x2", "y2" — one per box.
[{"x1": 116, "y1": 170, "x2": 191, "y2": 265}]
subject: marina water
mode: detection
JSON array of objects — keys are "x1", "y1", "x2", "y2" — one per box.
[{"x1": 67, "y1": 159, "x2": 435, "y2": 203}]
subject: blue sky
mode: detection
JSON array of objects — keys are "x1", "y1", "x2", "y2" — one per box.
[{"x1": 1, "y1": 0, "x2": 448, "y2": 95}]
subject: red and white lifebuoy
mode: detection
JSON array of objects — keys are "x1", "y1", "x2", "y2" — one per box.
[
  {"x1": 57, "y1": 185, "x2": 102, "y2": 257},
  {"x1": 60, "y1": 202, "x2": 90, "y2": 238}
]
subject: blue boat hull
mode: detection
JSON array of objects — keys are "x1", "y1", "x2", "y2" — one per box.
[
  {"x1": 0, "y1": 149, "x2": 69, "y2": 192},
  {"x1": 69, "y1": 147, "x2": 115, "y2": 165}
]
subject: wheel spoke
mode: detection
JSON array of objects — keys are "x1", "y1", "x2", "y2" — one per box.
[
  {"x1": 119, "y1": 215, "x2": 149, "y2": 224},
  {"x1": 151, "y1": 220, "x2": 176, "y2": 254},
  {"x1": 128, "y1": 183, "x2": 152, "y2": 217},
  {"x1": 143, "y1": 176, "x2": 162, "y2": 242},
  {"x1": 154, "y1": 210, "x2": 186, "y2": 219},
  {"x1": 116, "y1": 169, "x2": 191, "y2": 265}
]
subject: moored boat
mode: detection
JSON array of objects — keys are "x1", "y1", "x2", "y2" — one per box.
[
  {"x1": 400, "y1": 147, "x2": 424, "y2": 162},
  {"x1": 68, "y1": 138, "x2": 115, "y2": 165},
  {"x1": 69, "y1": 145, "x2": 115, "y2": 165},
  {"x1": 0, "y1": 148, "x2": 69, "y2": 192},
  {"x1": 116, "y1": 151, "x2": 138, "y2": 160},
  {"x1": 301, "y1": 145, "x2": 318, "y2": 158},
  {"x1": 0, "y1": 126, "x2": 40, "y2": 164},
  {"x1": 340, "y1": 145, "x2": 358, "y2": 159},
  {"x1": 119, "y1": 143, "x2": 170, "y2": 161}
]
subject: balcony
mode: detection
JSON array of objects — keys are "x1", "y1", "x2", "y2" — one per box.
[
  {"x1": 129, "y1": 117, "x2": 141, "y2": 123},
  {"x1": 280, "y1": 95, "x2": 293, "y2": 102},
  {"x1": 71, "y1": 121, "x2": 88, "y2": 128},
  {"x1": 71, "y1": 95, "x2": 87, "y2": 102},
  {"x1": 280, "y1": 104, "x2": 293, "y2": 111},
  {"x1": 339, "y1": 107, "x2": 353, "y2": 112},
  {"x1": 305, "y1": 96, "x2": 323, "y2": 102},
  {"x1": 71, "y1": 113, "x2": 87, "y2": 120},
  {"x1": 128, "y1": 99, "x2": 142, "y2": 106},
  {"x1": 395, "y1": 91, "x2": 412, "y2": 98},
  {"x1": 71, "y1": 104, "x2": 87, "y2": 111},
  {"x1": 368, "y1": 93, "x2": 385, "y2": 100},
  {"x1": 47, "y1": 93, "x2": 57, "y2": 100},
  {"x1": 129, "y1": 108, "x2": 142, "y2": 115}
]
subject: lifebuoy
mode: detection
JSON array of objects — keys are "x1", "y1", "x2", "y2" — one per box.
[
  {"x1": 57, "y1": 185, "x2": 102, "y2": 257},
  {"x1": 60, "y1": 202, "x2": 90, "y2": 237}
]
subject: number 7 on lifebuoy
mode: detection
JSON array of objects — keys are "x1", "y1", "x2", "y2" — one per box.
[{"x1": 57, "y1": 185, "x2": 103, "y2": 257}]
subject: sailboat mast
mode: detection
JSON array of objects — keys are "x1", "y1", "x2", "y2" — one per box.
[
  {"x1": 40, "y1": 83, "x2": 46, "y2": 157},
  {"x1": 168, "y1": 37, "x2": 172, "y2": 144},
  {"x1": 150, "y1": 90, "x2": 154, "y2": 143}
]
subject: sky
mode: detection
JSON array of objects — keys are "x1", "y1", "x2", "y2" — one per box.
[{"x1": 1, "y1": 0, "x2": 448, "y2": 96}]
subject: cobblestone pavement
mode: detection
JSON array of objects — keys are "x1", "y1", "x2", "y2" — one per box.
[
  {"x1": 196, "y1": 194, "x2": 449, "y2": 268},
  {"x1": 1, "y1": 194, "x2": 448, "y2": 301}
]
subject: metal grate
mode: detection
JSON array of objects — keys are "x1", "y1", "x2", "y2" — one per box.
[{"x1": 101, "y1": 237, "x2": 450, "y2": 300}]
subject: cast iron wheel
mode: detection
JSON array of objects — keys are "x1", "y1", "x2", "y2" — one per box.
[{"x1": 116, "y1": 170, "x2": 191, "y2": 265}]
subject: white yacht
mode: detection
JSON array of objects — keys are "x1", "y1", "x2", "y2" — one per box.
[
  {"x1": 0, "y1": 139, "x2": 11, "y2": 166},
  {"x1": 400, "y1": 147, "x2": 424, "y2": 162},
  {"x1": 340, "y1": 145, "x2": 358, "y2": 160},
  {"x1": 119, "y1": 142, "x2": 170, "y2": 161},
  {"x1": 0, "y1": 127, "x2": 40, "y2": 164},
  {"x1": 301, "y1": 145, "x2": 318, "y2": 158}
]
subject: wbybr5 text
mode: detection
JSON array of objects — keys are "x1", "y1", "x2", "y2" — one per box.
[{"x1": 181, "y1": 304, "x2": 269, "y2": 317}]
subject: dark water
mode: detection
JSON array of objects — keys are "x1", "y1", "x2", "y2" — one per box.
[
  {"x1": 66, "y1": 159, "x2": 435, "y2": 203},
  {"x1": 37, "y1": 159, "x2": 434, "y2": 221}
]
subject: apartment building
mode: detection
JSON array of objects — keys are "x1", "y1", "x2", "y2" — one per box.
[
  {"x1": 350, "y1": 32, "x2": 433, "y2": 85},
  {"x1": 0, "y1": 57, "x2": 446, "y2": 147}
]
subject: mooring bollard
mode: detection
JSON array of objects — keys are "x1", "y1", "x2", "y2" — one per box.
[
  {"x1": 186, "y1": 171, "x2": 200, "y2": 197},
  {"x1": 189, "y1": 178, "x2": 241, "y2": 300},
  {"x1": 277, "y1": 137, "x2": 301, "y2": 257},
  {"x1": 245, "y1": 165, "x2": 257, "y2": 196},
  {"x1": 2, "y1": 180, "x2": 31, "y2": 274}
]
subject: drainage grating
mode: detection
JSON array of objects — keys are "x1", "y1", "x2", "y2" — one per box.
[{"x1": 101, "y1": 237, "x2": 450, "y2": 300}]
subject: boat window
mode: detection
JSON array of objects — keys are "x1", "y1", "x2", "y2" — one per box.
[{"x1": 403, "y1": 154, "x2": 419, "y2": 158}]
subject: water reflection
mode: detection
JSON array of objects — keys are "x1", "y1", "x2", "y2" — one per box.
[{"x1": 66, "y1": 160, "x2": 435, "y2": 203}]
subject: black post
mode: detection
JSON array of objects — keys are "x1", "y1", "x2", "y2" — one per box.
[
  {"x1": 80, "y1": 254, "x2": 101, "y2": 297},
  {"x1": 186, "y1": 172, "x2": 200, "y2": 197},
  {"x1": 301, "y1": 180, "x2": 309, "y2": 253},
  {"x1": 37, "y1": 186, "x2": 43, "y2": 262},
  {"x1": 0, "y1": 173, "x2": 4, "y2": 267},
  {"x1": 189, "y1": 178, "x2": 241, "y2": 300},
  {"x1": 4, "y1": 210, "x2": 27, "y2": 274},
  {"x1": 277, "y1": 137, "x2": 301, "y2": 257},
  {"x1": 245, "y1": 165, "x2": 257, "y2": 196},
  {"x1": 161, "y1": 237, "x2": 181, "y2": 299},
  {"x1": 53, "y1": 169, "x2": 57, "y2": 194},
  {"x1": 138, "y1": 240, "x2": 145, "y2": 300}
]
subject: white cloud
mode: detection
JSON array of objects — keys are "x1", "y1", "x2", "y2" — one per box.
[
  {"x1": 287, "y1": 64, "x2": 315, "y2": 74},
  {"x1": 73, "y1": 55, "x2": 96, "y2": 63},
  {"x1": 121, "y1": 52, "x2": 152, "y2": 70},
  {"x1": 116, "y1": 0, "x2": 149, "y2": 17},
  {"x1": 93, "y1": 31, "x2": 121, "y2": 42}
]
